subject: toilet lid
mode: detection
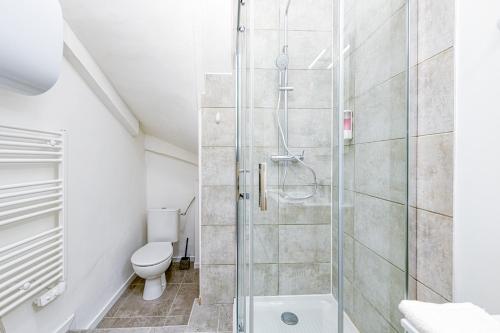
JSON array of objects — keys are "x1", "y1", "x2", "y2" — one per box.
[{"x1": 131, "y1": 242, "x2": 173, "y2": 267}]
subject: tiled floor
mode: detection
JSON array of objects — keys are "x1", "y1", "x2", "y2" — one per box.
[
  {"x1": 69, "y1": 263, "x2": 233, "y2": 333},
  {"x1": 98, "y1": 263, "x2": 200, "y2": 329},
  {"x1": 70, "y1": 301, "x2": 232, "y2": 333}
]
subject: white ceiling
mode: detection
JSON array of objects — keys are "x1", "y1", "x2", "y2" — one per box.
[{"x1": 61, "y1": 0, "x2": 202, "y2": 153}]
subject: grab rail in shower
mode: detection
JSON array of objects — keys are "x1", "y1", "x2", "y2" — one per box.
[{"x1": 0, "y1": 125, "x2": 67, "y2": 317}]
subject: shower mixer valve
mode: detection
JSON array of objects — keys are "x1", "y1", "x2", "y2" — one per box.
[{"x1": 271, "y1": 150, "x2": 305, "y2": 163}]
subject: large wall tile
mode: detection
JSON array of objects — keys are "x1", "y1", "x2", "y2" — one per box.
[
  {"x1": 201, "y1": 186, "x2": 235, "y2": 226},
  {"x1": 287, "y1": 31, "x2": 332, "y2": 70},
  {"x1": 201, "y1": 108, "x2": 235, "y2": 147},
  {"x1": 416, "y1": 209, "x2": 453, "y2": 300},
  {"x1": 355, "y1": 139, "x2": 406, "y2": 203},
  {"x1": 200, "y1": 265, "x2": 235, "y2": 304},
  {"x1": 417, "y1": 281, "x2": 449, "y2": 303},
  {"x1": 332, "y1": 231, "x2": 355, "y2": 282},
  {"x1": 201, "y1": 74, "x2": 234, "y2": 108},
  {"x1": 355, "y1": 72, "x2": 407, "y2": 143},
  {"x1": 354, "y1": 242, "x2": 406, "y2": 329},
  {"x1": 354, "y1": 193, "x2": 406, "y2": 269},
  {"x1": 253, "y1": 264, "x2": 279, "y2": 296},
  {"x1": 352, "y1": 0, "x2": 406, "y2": 49},
  {"x1": 254, "y1": 0, "x2": 279, "y2": 29},
  {"x1": 201, "y1": 147, "x2": 235, "y2": 186},
  {"x1": 280, "y1": 201, "x2": 331, "y2": 225},
  {"x1": 253, "y1": 30, "x2": 280, "y2": 69},
  {"x1": 332, "y1": 189, "x2": 355, "y2": 237},
  {"x1": 253, "y1": 109, "x2": 278, "y2": 147},
  {"x1": 418, "y1": 0, "x2": 454, "y2": 62},
  {"x1": 280, "y1": 185, "x2": 331, "y2": 224},
  {"x1": 416, "y1": 133, "x2": 453, "y2": 216},
  {"x1": 332, "y1": 145, "x2": 355, "y2": 191},
  {"x1": 280, "y1": 0, "x2": 333, "y2": 31},
  {"x1": 279, "y1": 263, "x2": 331, "y2": 295},
  {"x1": 418, "y1": 48, "x2": 454, "y2": 136},
  {"x1": 254, "y1": 69, "x2": 279, "y2": 108},
  {"x1": 353, "y1": 7, "x2": 406, "y2": 96},
  {"x1": 288, "y1": 70, "x2": 332, "y2": 109},
  {"x1": 253, "y1": 225, "x2": 279, "y2": 263},
  {"x1": 201, "y1": 226, "x2": 236, "y2": 265},
  {"x1": 279, "y1": 225, "x2": 330, "y2": 263},
  {"x1": 288, "y1": 109, "x2": 332, "y2": 148},
  {"x1": 352, "y1": 289, "x2": 399, "y2": 333}
]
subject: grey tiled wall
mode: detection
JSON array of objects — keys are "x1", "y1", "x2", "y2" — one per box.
[
  {"x1": 344, "y1": 0, "x2": 455, "y2": 332},
  {"x1": 251, "y1": 0, "x2": 334, "y2": 297},
  {"x1": 200, "y1": 73, "x2": 236, "y2": 305},
  {"x1": 413, "y1": 0, "x2": 455, "y2": 304},
  {"x1": 199, "y1": 3, "x2": 455, "y2": 330},
  {"x1": 343, "y1": 1, "x2": 409, "y2": 331}
]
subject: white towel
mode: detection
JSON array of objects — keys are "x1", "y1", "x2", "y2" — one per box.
[{"x1": 399, "y1": 300, "x2": 500, "y2": 333}]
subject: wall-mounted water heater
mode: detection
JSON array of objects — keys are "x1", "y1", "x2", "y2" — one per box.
[{"x1": 0, "y1": 0, "x2": 63, "y2": 95}]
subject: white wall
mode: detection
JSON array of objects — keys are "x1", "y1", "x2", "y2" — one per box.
[
  {"x1": 454, "y1": 0, "x2": 500, "y2": 313},
  {"x1": 0, "y1": 59, "x2": 146, "y2": 332},
  {"x1": 145, "y1": 149, "x2": 198, "y2": 263}
]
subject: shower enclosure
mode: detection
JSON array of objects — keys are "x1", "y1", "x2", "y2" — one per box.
[{"x1": 235, "y1": 0, "x2": 411, "y2": 332}]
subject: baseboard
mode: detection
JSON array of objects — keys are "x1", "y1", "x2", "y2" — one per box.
[
  {"x1": 55, "y1": 314, "x2": 74, "y2": 333},
  {"x1": 86, "y1": 273, "x2": 136, "y2": 329}
]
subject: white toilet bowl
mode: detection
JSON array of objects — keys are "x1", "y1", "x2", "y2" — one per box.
[{"x1": 131, "y1": 242, "x2": 173, "y2": 300}]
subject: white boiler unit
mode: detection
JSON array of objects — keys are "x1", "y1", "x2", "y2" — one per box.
[{"x1": 0, "y1": 0, "x2": 63, "y2": 95}]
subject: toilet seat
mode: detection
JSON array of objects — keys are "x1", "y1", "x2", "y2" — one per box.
[{"x1": 131, "y1": 242, "x2": 173, "y2": 267}]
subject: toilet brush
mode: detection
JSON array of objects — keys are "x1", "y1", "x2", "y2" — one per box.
[{"x1": 179, "y1": 238, "x2": 190, "y2": 270}]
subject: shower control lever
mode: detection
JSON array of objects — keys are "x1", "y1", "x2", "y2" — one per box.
[
  {"x1": 271, "y1": 152, "x2": 304, "y2": 163},
  {"x1": 279, "y1": 86, "x2": 294, "y2": 91},
  {"x1": 258, "y1": 163, "x2": 268, "y2": 211}
]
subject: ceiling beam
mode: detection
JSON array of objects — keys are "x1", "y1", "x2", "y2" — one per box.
[
  {"x1": 144, "y1": 135, "x2": 198, "y2": 166},
  {"x1": 62, "y1": 21, "x2": 140, "y2": 137}
]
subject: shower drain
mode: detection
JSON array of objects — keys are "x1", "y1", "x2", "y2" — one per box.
[{"x1": 281, "y1": 312, "x2": 299, "y2": 325}]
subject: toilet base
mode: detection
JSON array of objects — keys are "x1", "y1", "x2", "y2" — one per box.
[{"x1": 143, "y1": 273, "x2": 167, "y2": 300}]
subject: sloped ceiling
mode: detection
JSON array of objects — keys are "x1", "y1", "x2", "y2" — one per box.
[{"x1": 61, "y1": 0, "x2": 200, "y2": 153}]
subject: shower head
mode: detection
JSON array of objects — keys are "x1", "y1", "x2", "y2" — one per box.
[{"x1": 285, "y1": 0, "x2": 292, "y2": 15}]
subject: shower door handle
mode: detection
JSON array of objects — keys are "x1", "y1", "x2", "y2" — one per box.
[{"x1": 258, "y1": 163, "x2": 268, "y2": 211}]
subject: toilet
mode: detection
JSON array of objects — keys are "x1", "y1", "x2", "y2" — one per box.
[{"x1": 131, "y1": 208, "x2": 179, "y2": 300}]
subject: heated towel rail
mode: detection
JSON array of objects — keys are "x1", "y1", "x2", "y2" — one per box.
[{"x1": 0, "y1": 125, "x2": 66, "y2": 317}]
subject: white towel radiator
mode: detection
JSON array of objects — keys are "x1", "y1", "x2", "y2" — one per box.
[{"x1": 0, "y1": 125, "x2": 66, "y2": 317}]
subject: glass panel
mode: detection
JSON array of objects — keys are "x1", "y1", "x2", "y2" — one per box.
[
  {"x1": 340, "y1": 0, "x2": 410, "y2": 332},
  {"x1": 236, "y1": 0, "x2": 411, "y2": 332}
]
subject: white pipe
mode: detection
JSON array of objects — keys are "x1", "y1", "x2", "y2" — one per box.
[
  {"x1": 0, "y1": 150, "x2": 62, "y2": 156},
  {"x1": 0, "y1": 241, "x2": 62, "y2": 272},
  {"x1": 0, "y1": 125, "x2": 62, "y2": 136},
  {"x1": 0, "y1": 234, "x2": 62, "y2": 263},
  {"x1": 0, "y1": 206, "x2": 63, "y2": 227},
  {"x1": 0, "y1": 200, "x2": 63, "y2": 218},
  {"x1": 0, "y1": 158, "x2": 62, "y2": 163},
  {"x1": 0, "y1": 270, "x2": 62, "y2": 310},
  {"x1": 0, "y1": 249, "x2": 62, "y2": 282},
  {"x1": 0, "y1": 227, "x2": 62, "y2": 253},
  {"x1": 0, "y1": 274, "x2": 62, "y2": 317},
  {"x1": 0, "y1": 179, "x2": 62, "y2": 191},
  {"x1": 0, "y1": 186, "x2": 62, "y2": 200},
  {"x1": 0, "y1": 140, "x2": 62, "y2": 149},
  {"x1": 0, "y1": 260, "x2": 62, "y2": 299},
  {"x1": 0, "y1": 132, "x2": 62, "y2": 142},
  {"x1": 0, "y1": 193, "x2": 62, "y2": 209}
]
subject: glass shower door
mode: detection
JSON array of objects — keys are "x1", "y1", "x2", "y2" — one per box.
[{"x1": 235, "y1": 0, "x2": 411, "y2": 332}]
